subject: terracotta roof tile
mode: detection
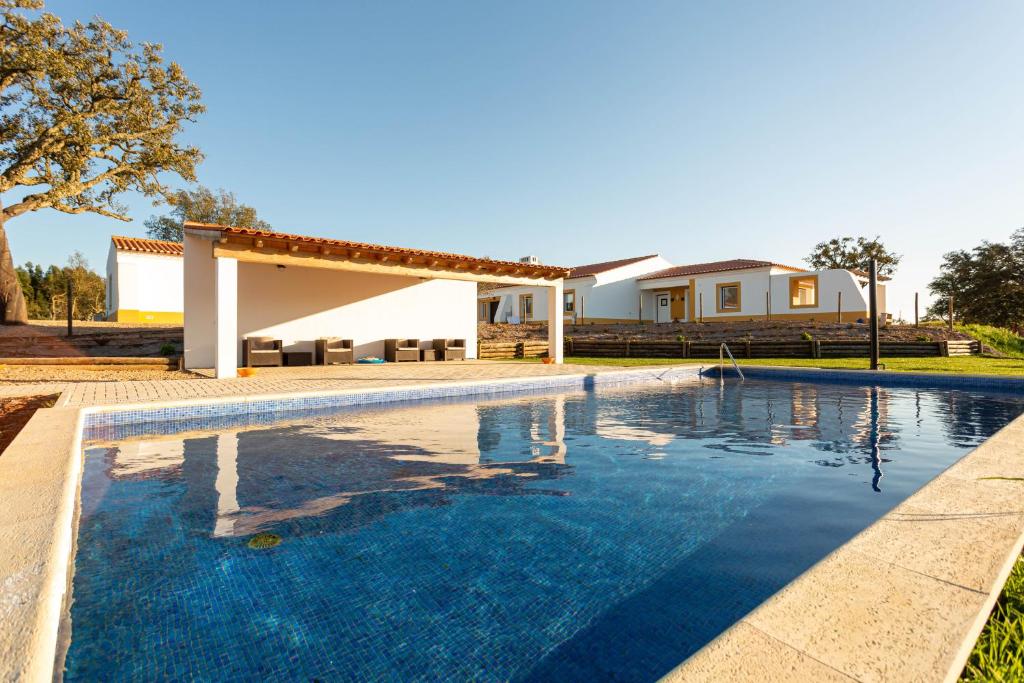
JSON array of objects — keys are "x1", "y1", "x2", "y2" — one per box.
[
  {"x1": 111, "y1": 236, "x2": 184, "y2": 256},
  {"x1": 639, "y1": 259, "x2": 804, "y2": 280},
  {"x1": 568, "y1": 254, "x2": 660, "y2": 279},
  {"x1": 183, "y1": 222, "x2": 570, "y2": 279}
]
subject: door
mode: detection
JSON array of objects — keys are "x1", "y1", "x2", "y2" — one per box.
[{"x1": 655, "y1": 292, "x2": 671, "y2": 323}]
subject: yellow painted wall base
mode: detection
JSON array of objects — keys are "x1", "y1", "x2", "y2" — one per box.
[
  {"x1": 693, "y1": 311, "x2": 871, "y2": 323},
  {"x1": 571, "y1": 317, "x2": 654, "y2": 324},
  {"x1": 109, "y1": 309, "x2": 184, "y2": 324}
]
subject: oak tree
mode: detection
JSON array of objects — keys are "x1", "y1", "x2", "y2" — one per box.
[
  {"x1": 805, "y1": 236, "x2": 902, "y2": 278},
  {"x1": 145, "y1": 186, "x2": 270, "y2": 242},
  {"x1": 0, "y1": 0, "x2": 203, "y2": 322}
]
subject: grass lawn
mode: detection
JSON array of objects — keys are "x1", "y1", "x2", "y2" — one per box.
[
  {"x1": 549, "y1": 356, "x2": 1024, "y2": 376},
  {"x1": 962, "y1": 554, "x2": 1024, "y2": 681}
]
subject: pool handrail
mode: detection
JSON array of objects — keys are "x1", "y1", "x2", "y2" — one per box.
[{"x1": 719, "y1": 342, "x2": 745, "y2": 381}]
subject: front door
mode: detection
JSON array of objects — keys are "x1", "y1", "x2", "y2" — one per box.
[{"x1": 655, "y1": 292, "x2": 671, "y2": 323}]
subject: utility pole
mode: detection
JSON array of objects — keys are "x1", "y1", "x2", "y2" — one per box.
[
  {"x1": 837, "y1": 291, "x2": 842, "y2": 323},
  {"x1": 868, "y1": 259, "x2": 879, "y2": 371}
]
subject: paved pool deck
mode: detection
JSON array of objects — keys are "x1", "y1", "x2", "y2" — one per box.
[{"x1": 0, "y1": 360, "x2": 636, "y2": 408}]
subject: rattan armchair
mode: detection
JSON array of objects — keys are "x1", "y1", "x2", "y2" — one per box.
[
  {"x1": 432, "y1": 338, "x2": 466, "y2": 361},
  {"x1": 316, "y1": 338, "x2": 354, "y2": 365},
  {"x1": 242, "y1": 337, "x2": 283, "y2": 367},
  {"x1": 385, "y1": 338, "x2": 420, "y2": 362}
]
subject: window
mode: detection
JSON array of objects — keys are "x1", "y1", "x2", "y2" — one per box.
[
  {"x1": 564, "y1": 289, "x2": 575, "y2": 313},
  {"x1": 789, "y1": 275, "x2": 818, "y2": 308},
  {"x1": 716, "y1": 282, "x2": 741, "y2": 312},
  {"x1": 519, "y1": 293, "x2": 534, "y2": 320}
]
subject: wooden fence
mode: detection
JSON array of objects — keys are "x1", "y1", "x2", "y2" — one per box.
[{"x1": 477, "y1": 338, "x2": 979, "y2": 360}]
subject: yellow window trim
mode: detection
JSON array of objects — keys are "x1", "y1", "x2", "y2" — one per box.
[
  {"x1": 519, "y1": 293, "x2": 534, "y2": 320},
  {"x1": 789, "y1": 274, "x2": 819, "y2": 308},
  {"x1": 715, "y1": 281, "x2": 742, "y2": 313}
]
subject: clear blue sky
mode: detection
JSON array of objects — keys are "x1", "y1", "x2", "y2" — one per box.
[{"x1": 9, "y1": 1, "x2": 1024, "y2": 320}]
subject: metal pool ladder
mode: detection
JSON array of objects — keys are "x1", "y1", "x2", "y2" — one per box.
[{"x1": 719, "y1": 343, "x2": 745, "y2": 381}]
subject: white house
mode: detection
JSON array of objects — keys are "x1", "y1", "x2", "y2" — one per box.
[
  {"x1": 182, "y1": 222, "x2": 569, "y2": 377},
  {"x1": 105, "y1": 236, "x2": 184, "y2": 323},
  {"x1": 479, "y1": 256, "x2": 888, "y2": 325},
  {"x1": 637, "y1": 259, "x2": 886, "y2": 323},
  {"x1": 479, "y1": 254, "x2": 673, "y2": 324}
]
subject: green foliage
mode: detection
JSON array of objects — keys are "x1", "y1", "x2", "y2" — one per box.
[
  {"x1": 0, "y1": 0, "x2": 204, "y2": 322},
  {"x1": 805, "y1": 236, "x2": 902, "y2": 278},
  {"x1": 15, "y1": 252, "x2": 105, "y2": 320},
  {"x1": 676, "y1": 334, "x2": 686, "y2": 343},
  {"x1": 559, "y1": 356, "x2": 1024, "y2": 375},
  {"x1": 159, "y1": 342, "x2": 177, "y2": 356},
  {"x1": 929, "y1": 229, "x2": 1024, "y2": 327},
  {"x1": 958, "y1": 324, "x2": 1024, "y2": 359},
  {"x1": 145, "y1": 186, "x2": 271, "y2": 241},
  {"x1": 915, "y1": 334, "x2": 931, "y2": 342},
  {"x1": 800, "y1": 331, "x2": 813, "y2": 341},
  {"x1": 961, "y1": 554, "x2": 1024, "y2": 682}
]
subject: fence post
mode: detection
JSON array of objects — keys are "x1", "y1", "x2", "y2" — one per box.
[
  {"x1": 625, "y1": 339, "x2": 632, "y2": 357},
  {"x1": 837, "y1": 291, "x2": 842, "y2": 323},
  {"x1": 515, "y1": 342, "x2": 524, "y2": 358},
  {"x1": 638, "y1": 294, "x2": 643, "y2": 322},
  {"x1": 699, "y1": 293, "x2": 704, "y2": 324},
  {"x1": 939, "y1": 340, "x2": 950, "y2": 357},
  {"x1": 813, "y1": 340, "x2": 821, "y2": 359},
  {"x1": 580, "y1": 295, "x2": 585, "y2": 325},
  {"x1": 66, "y1": 278, "x2": 73, "y2": 337},
  {"x1": 914, "y1": 292, "x2": 919, "y2": 328},
  {"x1": 745, "y1": 340, "x2": 751, "y2": 358},
  {"x1": 766, "y1": 290, "x2": 770, "y2": 321},
  {"x1": 683, "y1": 340, "x2": 690, "y2": 358}
]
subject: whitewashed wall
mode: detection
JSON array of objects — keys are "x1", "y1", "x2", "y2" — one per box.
[
  {"x1": 184, "y1": 234, "x2": 478, "y2": 369},
  {"x1": 483, "y1": 255, "x2": 671, "y2": 323},
  {"x1": 105, "y1": 244, "x2": 184, "y2": 318}
]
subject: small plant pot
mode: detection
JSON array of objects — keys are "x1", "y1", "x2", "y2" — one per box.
[
  {"x1": 238, "y1": 367, "x2": 257, "y2": 377},
  {"x1": 541, "y1": 357, "x2": 555, "y2": 365}
]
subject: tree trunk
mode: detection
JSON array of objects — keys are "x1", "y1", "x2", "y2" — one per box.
[{"x1": 0, "y1": 214, "x2": 28, "y2": 325}]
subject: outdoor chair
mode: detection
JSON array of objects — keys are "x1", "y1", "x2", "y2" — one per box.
[
  {"x1": 316, "y1": 337, "x2": 354, "y2": 365},
  {"x1": 385, "y1": 338, "x2": 420, "y2": 362},
  {"x1": 242, "y1": 337, "x2": 283, "y2": 367},
  {"x1": 433, "y1": 338, "x2": 466, "y2": 361}
]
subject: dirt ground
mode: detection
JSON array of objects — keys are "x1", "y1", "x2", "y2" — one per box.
[
  {"x1": 478, "y1": 320, "x2": 974, "y2": 343},
  {"x1": 0, "y1": 319, "x2": 181, "y2": 337},
  {"x1": 0, "y1": 394, "x2": 59, "y2": 455}
]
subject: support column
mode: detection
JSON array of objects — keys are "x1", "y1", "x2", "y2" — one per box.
[
  {"x1": 215, "y1": 257, "x2": 238, "y2": 379},
  {"x1": 547, "y1": 280, "x2": 564, "y2": 364}
]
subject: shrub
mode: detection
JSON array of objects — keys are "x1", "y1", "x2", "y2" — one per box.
[
  {"x1": 676, "y1": 334, "x2": 686, "y2": 343},
  {"x1": 915, "y1": 334, "x2": 931, "y2": 342},
  {"x1": 159, "y1": 342, "x2": 177, "y2": 356},
  {"x1": 801, "y1": 331, "x2": 814, "y2": 341}
]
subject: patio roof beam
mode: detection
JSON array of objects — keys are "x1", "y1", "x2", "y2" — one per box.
[{"x1": 209, "y1": 241, "x2": 564, "y2": 287}]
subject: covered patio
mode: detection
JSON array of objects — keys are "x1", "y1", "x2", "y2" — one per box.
[{"x1": 182, "y1": 222, "x2": 568, "y2": 378}]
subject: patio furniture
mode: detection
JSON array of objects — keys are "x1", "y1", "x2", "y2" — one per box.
[
  {"x1": 433, "y1": 338, "x2": 466, "y2": 361},
  {"x1": 242, "y1": 337, "x2": 283, "y2": 367},
  {"x1": 385, "y1": 338, "x2": 420, "y2": 362},
  {"x1": 315, "y1": 338, "x2": 354, "y2": 365},
  {"x1": 284, "y1": 351, "x2": 313, "y2": 367}
]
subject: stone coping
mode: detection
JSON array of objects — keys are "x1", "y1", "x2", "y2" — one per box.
[
  {"x1": 703, "y1": 363, "x2": 1024, "y2": 391},
  {"x1": 663, "y1": 410, "x2": 1024, "y2": 682},
  {"x1": 0, "y1": 365, "x2": 698, "y2": 681}
]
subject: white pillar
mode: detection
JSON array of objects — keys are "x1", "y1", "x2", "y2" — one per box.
[
  {"x1": 214, "y1": 257, "x2": 238, "y2": 379},
  {"x1": 547, "y1": 279, "x2": 564, "y2": 364}
]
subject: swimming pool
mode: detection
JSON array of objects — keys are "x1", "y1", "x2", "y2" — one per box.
[{"x1": 65, "y1": 378, "x2": 1024, "y2": 681}]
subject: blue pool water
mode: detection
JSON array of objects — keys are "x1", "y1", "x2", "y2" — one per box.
[{"x1": 66, "y1": 379, "x2": 1024, "y2": 681}]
